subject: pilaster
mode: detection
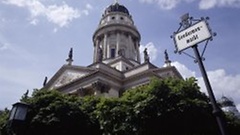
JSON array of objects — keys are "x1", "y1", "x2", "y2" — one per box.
[
  {"x1": 103, "y1": 34, "x2": 108, "y2": 59},
  {"x1": 116, "y1": 32, "x2": 120, "y2": 57}
]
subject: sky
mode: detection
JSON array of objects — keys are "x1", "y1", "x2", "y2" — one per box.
[{"x1": 0, "y1": 0, "x2": 240, "y2": 111}]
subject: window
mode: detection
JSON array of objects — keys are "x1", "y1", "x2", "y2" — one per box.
[
  {"x1": 120, "y1": 17, "x2": 124, "y2": 20},
  {"x1": 111, "y1": 48, "x2": 115, "y2": 58},
  {"x1": 111, "y1": 16, "x2": 115, "y2": 20}
]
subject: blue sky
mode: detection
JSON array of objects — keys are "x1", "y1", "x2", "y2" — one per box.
[{"x1": 1, "y1": 0, "x2": 240, "y2": 111}]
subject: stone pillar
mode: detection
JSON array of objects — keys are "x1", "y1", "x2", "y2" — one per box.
[
  {"x1": 93, "y1": 41, "x2": 97, "y2": 62},
  {"x1": 103, "y1": 34, "x2": 107, "y2": 59},
  {"x1": 94, "y1": 39, "x2": 100, "y2": 63},
  {"x1": 136, "y1": 41, "x2": 141, "y2": 62},
  {"x1": 128, "y1": 34, "x2": 132, "y2": 59},
  {"x1": 116, "y1": 32, "x2": 120, "y2": 57},
  {"x1": 107, "y1": 42, "x2": 110, "y2": 58}
]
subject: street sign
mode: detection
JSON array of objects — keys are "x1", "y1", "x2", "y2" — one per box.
[
  {"x1": 172, "y1": 15, "x2": 228, "y2": 135},
  {"x1": 174, "y1": 20, "x2": 211, "y2": 52}
]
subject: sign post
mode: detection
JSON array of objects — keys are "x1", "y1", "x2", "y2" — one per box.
[
  {"x1": 174, "y1": 20, "x2": 211, "y2": 52},
  {"x1": 172, "y1": 13, "x2": 228, "y2": 135}
]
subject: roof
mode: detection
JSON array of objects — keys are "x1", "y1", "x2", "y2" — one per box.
[
  {"x1": 104, "y1": 2, "x2": 130, "y2": 15},
  {"x1": 218, "y1": 96, "x2": 235, "y2": 107}
]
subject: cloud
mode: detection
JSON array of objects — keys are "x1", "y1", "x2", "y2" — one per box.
[
  {"x1": 45, "y1": 3, "x2": 80, "y2": 27},
  {"x1": 199, "y1": 0, "x2": 240, "y2": 9},
  {"x1": 0, "y1": 34, "x2": 11, "y2": 51},
  {"x1": 139, "y1": 0, "x2": 180, "y2": 10},
  {"x1": 199, "y1": 0, "x2": 217, "y2": 9},
  {"x1": 173, "y1": 61, "x2": 240, "y2": 111},
  {"x1": 0, "y1": 42, "x2": 9, "y2": 51},
  {"x1": 140, "y1": 42, "x2": 158, "y2": 62},
  {"x1": 139, "y1": 0, "x2": 240, "y2": 10},
  {"x1": 197, "y1": 69, "x2": 240, "y2": 111},
  {"x1": 172, "y1": 61, "x2": 196, "y2": 78},
  {"x1": 82, "y1": 4, "x2": 93, "y2": 16},
  {"x1": 2, "y1": 0, "x2": 93, "y2": 27},
  {"x1": 237, "y1": 104, "x2": 240, "y2": 112},
  {"x1": 2, "y1": 0, "x2": 27, "y2": 7},
  {"x1": 30, "y1": 19, "x2": 39, "y2": 25}
]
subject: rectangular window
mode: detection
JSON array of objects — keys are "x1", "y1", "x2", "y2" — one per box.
[{"x1": 111, "y1": 48, "x2": 115, "y2": 58}]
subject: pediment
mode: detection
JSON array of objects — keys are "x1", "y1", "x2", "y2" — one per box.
[
  {"x1": 53, "y1": 70, "x2": 88, "y2": 88},
  {"x1": 45, "y1": 65, "x2": 96, "y2": 89}
]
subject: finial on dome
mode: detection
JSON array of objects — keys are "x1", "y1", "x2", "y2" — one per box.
[{"x1": 114, "y1": 0, "x2": 119, "y2": 4}]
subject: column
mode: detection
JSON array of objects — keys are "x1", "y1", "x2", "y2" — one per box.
[
  {"x1": 116, "y1": 32, "x2": 120, "y2": 57},
  {"x1": 136, "y1": 41, "x2": 141, "y2": 62},
  {"x1": 103, "y1": 34, "x2": 107, "y2": 59},
  {"x1": 128, "y1": 34, "x2": 132, "y2": 59},
  {"x1": 107, "y1": 42, "x2": 110, "y2": 58},
  {"x1": 94, "y1": 39, "x2": 100, "y2": 63}
]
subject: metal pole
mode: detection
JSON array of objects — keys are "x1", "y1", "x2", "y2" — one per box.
[{"x1": 192, "y1": 45, "x2": 228, "y2": 135}]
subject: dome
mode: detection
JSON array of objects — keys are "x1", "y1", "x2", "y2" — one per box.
[
  {"x1": 218, "y1": 96, "x2": 235, "y2": 107},
  {"x1": 104, "y1": 3, "x2": 129, "y2": 15}
]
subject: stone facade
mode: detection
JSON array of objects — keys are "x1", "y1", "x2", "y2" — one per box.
[{"x1": 44, "y1": 2, "x2": 182, "y2": 97}]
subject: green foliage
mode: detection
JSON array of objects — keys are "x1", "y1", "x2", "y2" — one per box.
[
  {"x1": 225, "y1": 112, "x2": 240, "y2": 135},
  {"x1": 93, "y1": 77, "x2": 219, "y2": 135},
  {"x1": 23, "y1": 89, "x2": 101, "y2": 135},
  {"x1": 0, "y1": 109, "x2": 10, "y2": 135},
  {"x1": 20, "y1": 90, "x2": 29, "y2": 102},
  {"x1": 1, "y1": 77, "x2": 240, "y2": 135},
  {"x1": 80, "y1": 96, "x2": 102, "y2": 134}
]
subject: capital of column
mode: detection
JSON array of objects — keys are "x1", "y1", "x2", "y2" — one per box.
[{"x1": 92, "y1": 81, "x2": 110, "y2": 94}]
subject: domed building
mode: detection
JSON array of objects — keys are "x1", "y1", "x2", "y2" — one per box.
[
  {"x1": 218, "y1": 96, "x2": 240, "y2": 118},
  {"x1": 44, "y1": 2, "x2": 182, "y2": 97}
]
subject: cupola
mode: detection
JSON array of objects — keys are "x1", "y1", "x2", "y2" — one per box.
[
  {"x1": 92, "y1": 2, "x2": 141, "y2": 67},
  {"x1": 104, "y1": 2, "x2": 130, "y2": 16}
]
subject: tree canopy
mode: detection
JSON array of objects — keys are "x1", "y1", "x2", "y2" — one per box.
[
  {"x1": 95, "y1": 77, "x2": 218, "y2": 135},
  {"x1": 1, "y1": 77, "x2": 240, "y2": 135}
]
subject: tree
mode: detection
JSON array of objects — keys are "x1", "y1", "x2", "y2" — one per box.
[
  {"x1": 0, "y1": 109, "x2": 10, "y2": 135},
  {"x1": 22, "y1": 89, "x2": 101, "y2": 135},
  {"x1": 225, "y1": 112, "x2": 240, "y2": 135},
  {"x1": 96, "y1": 77, "x2": 220, "y2": 135},
  {"x1": 1, "y1": 77, "x2": 240, "y2": 135}
]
